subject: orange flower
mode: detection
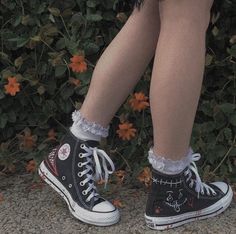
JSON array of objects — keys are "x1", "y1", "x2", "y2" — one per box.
[
  {"x1": 4, "y1": 76, "x2": 20, "y2": 96},
  {"x1": 47, "y1": 129, "x2": 56, "y2": 141},
  {"x1": 17, "y1": 128, "x2": 37, "y2": 151},
  {"x1": 26, "y1": 160, "x2": 36, "y2": 173},
  {"x1": 69, "y1": 55, "x2": 87, "y2": 73},
  {"x1": 69, "y1": 77, "x2": 81, "y2": 87},
  {"x1": 112, "y1": 199, "x2": 125, "y2": 208},
  {"x1": 129, "y1": 92, "x2": 149, "y2": 112},
  {"x1": 116, "y1": 121, "x2": 137, "y2": 140},
  {"x1": 137, "y1": 167, "x2": 152, "y2": 188},
  {"x1": 114, "y1": 170, "x2": 126, "y2": 184}
]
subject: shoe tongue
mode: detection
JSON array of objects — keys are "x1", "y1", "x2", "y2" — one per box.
[
  {"x1": 93, "y1": 196, "x2": 105, "y2": 206},
  {"x1": 83, "y1": 139, "x2": 99, "y2": 148}
]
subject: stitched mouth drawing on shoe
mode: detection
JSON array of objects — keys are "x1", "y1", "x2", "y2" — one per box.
[
  {"x1": 164, "y1": 189, "x2": 187, "y2": 212},
  {"x1": 151, "y1": 177, "x2": 183, "y2": 187}
]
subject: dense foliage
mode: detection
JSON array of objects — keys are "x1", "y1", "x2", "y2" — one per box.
[{"x1": 0, "y1": 0, "x2": 235, "y2": 182}]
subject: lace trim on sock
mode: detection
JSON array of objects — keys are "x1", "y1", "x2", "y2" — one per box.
[
  {"x1": 148, "y1": 146, "x2": 194, "y2": 174},
  {"x1": 72, "y1": 109, "x2": 110, "y2": 138}
]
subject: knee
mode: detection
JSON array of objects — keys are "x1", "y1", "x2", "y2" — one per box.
[{"x1": 160, "y1": 0, "x2": 214, "y2": 32}]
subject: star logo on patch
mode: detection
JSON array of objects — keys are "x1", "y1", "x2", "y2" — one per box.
[{"x1": 58, "y1": 143, "x2": 71, "y2": 160}]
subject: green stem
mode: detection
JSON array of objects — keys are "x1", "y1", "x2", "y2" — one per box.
[
  {"x1": 59, "y1": 14, "x2": 70, "y2": 39},
  {"x1": 212, "y1": 135, "x2": 236, "y2": 173}
]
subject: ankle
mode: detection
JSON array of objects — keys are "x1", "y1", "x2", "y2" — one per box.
[
  {"x1": 148, "y1": 146, "x2": 194, "y2": 175},
  {"x1": 70, "y1": 109, "x2": 110, "y2": 141}
]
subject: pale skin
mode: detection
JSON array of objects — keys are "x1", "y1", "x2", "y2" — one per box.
[{"x1": 80, "y1": 0, "x2": 214, "y2": 161}]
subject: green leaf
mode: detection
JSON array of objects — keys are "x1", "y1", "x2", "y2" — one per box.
[
  {"x1": 223, "y1": 128, "x2": 232, "y2": 141},
  {"x1": 199, "y1": 101, "x2": 213, "y2": 116},
  {"x1": 58, "y1": 99, "x2": 73, "y2": 114},
  {"x1": 84, "y1": 42, "x2": 100, "y2": 55},
  {"x1": 37, "y1": 86, "x2": 46, "y2": 95},
  {"x1": 65, "y1": 38, "x2": 80, "y2": 54},
  {"x1": 229, "y1": 44, "x2": 236, "y2": 57},
  {"x1": 43, "y1": 100, "x2": 57, "y2": 116},
  {"x1": 13, "y1": 15, "x2": 22, "y2": 27},
  {"x1": 55, "y1": 65, "x2": 67, "y2": 77},
  {"x1": 205, "y1": 53, "x2": 213, "y2": 66},
  {"x1": 7, "y1": 110, "x2": 16, "y2": 123},
  {"x1": 0, "y1": 113, "x2": 8, "y2": 128},
  {"x1": 229, "y1": 114, "x2": 236, "y2": 126},
  {"x1": 214, "y1": 112, "x2": 227, "y2": 129},
  {"x1": 8, "y1": 37, "x2": 29, "y2": 48},
  {"x1": 87, "y1": 1, "x2": 97, "y2": 8},
  {"x1": 86, "y1": 14, "x2": 103, "y2": 21},
  {"x1": 212, "y1": 26, "x2": 219, "y2": 36},
  {"x1": 0, "y1": 90, "x2": 5, "y2": 99},
  {"x1": 60, "y1": 86, "x2": 74, "y2": 100},
  {"x1": 48, "y1": 7, "x2": 60, "y2": 16},
  {"x1": 218, "y1": 103, "x2": 235, "y2": 115},
  {"x1": 17, "y1": 37, "x2": 29, "y2": 47}
]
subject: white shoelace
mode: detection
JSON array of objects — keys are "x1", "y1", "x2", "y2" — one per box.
[
  {"x1": 78, "y1": 144, "x2": 115, "y2": 202},
  {"x1": 185, "y1": 153, "x2": 217, "y2": 198}
]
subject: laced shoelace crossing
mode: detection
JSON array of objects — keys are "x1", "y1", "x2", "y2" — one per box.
[
  {"x1": 77, "y1": 144, "x2": 115, "y2": 202},
  {"x1": 184, "y1": 153, "x2": 217, "y2": 198}
]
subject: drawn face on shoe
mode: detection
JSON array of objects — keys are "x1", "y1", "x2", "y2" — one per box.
[{"x1": 164, "y1": 189, "x2": 187, "y2": 213}]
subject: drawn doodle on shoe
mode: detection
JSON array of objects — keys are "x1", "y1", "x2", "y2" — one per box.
[
  {"x1": 46, "y1": 147, "x2": 59, "y2": 176},
  {"x1": 48, "y1": 148, "x2": 57, "y2": 165},
  {"x1": 187, "y1": 197, "x2": 194, "y2": 208},
  {"x1": 58, "y1": 143, "x2": 71, "y2": 160},
  {"x1": 164, "y1": 189, "x2": 187, "y2": 212},
  {"x1": 151, "y1": 177, "x2": 183, "y2": 187},
  {"x1": 155, "y1": 206, "x2": 163, "y2": 214}
]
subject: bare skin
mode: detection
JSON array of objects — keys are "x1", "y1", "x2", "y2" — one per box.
[
  {"x1": 150, "y1": 0, "x2": 214, "y2": 160},
  {"x1": 80, "y1": 0, "x2": 160, "y2": 126},
  {"x1": 80, "y1": 0, "x2": 214, "y2": 161}
]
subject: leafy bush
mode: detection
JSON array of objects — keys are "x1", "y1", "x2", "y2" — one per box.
[{"x1": 0, "y1": 0, "x2": 235, "y2": 182}]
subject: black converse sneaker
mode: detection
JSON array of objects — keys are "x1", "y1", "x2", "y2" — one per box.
[
  {"x1": 38, "y1": 130, "x2": 120, "y2": 226},
  {"x1": 145, "y1": 152, "x2": 233, "y2": 230}
]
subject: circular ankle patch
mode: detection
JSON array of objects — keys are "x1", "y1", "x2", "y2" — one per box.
[{"x1": 58, "y1": 143, "x2": 71, "y2": 160}]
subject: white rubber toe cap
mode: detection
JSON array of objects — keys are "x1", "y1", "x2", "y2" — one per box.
[
  {"x1": 211, "y1": 181, "x2": 229, "y2": 194},
  {"x1": 92, "y1": 201, "x2": 116, "y2": 212}
]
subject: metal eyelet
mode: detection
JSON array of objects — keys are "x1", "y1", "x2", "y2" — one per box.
[
  {"x1": 68, "y1": 184, "x2": 72, "y2": 188},
  {"x1": 201, "y1": 191, "x2": 204, "y2": 195},
  {"x1": 62, "y1": 176, "x2": 66, "y2": 180},
  {"x1": 80, "y1": 144, "x2": 85, "y2": 149},
  {"x1": 80, "y1": 181, "x2": 85, "y2": 186},
  {"x1": 78, "y1": 162, "x2": 83, "y2": 167},
  {"x1": 79, "y1": 153, "x2": 83, "y2": 158},
  {"x1": 82, "y1": 190, "x2": 87, "y2": 195},
  {"x1": 77, "y1": 172, "x2": 83, "y2": 177}
]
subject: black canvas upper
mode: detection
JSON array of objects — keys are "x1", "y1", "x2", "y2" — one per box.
[
  {"x1": 44, "y1": 130, "x2": 105, "y2": 211},
  {"x1": 146, "y1": 167, "x2": 228, "y2": 217}
]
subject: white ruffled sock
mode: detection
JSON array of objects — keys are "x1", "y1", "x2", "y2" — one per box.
[
  {"x1": 70, "y1": 109, "x2": 110, "y2": 142},
  {"x1": 148, "y1": 146, "x2": 194, "y2": 175}
]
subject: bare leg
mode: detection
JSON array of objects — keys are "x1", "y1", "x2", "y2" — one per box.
[
  {"x1": 150, "y1": 0, "x2": 214, "y2": 160},
  {"x1": 80, "y1": 0, "x2": 160, "y2": 127}
]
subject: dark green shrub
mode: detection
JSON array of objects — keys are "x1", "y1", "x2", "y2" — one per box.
[{"x1": 0, "y1": 0, "x2": 235, "y2": 182}]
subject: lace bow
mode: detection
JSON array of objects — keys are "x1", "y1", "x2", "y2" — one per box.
[{"x1": 185, "y1": 153, "x2": 217, "y2": 198}]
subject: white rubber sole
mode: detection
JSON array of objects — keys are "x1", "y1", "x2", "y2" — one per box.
[
  {"x1": 38, "y1": 161, "x2": 120, "y2": 226},
  {"x1": 145, "y1": 185, "x2": 233, "y2": 231}
]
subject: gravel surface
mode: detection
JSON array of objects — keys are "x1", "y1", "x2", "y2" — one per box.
[{"x1": 0, "y1": 174, "x2": 235, "y2": 234}]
